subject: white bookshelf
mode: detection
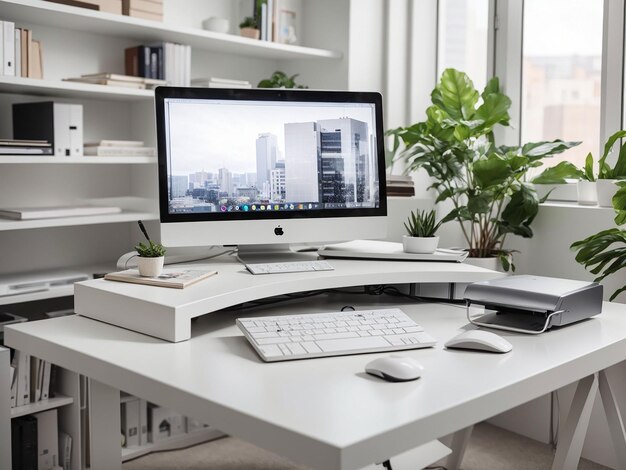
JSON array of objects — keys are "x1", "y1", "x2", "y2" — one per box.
[
  {"x1": 11, "y1": 395, "x2": 74, "y2": 419},
  {"x1": 0, "y1": 210, "x2": 158, "y2": 231},
  {"x1": 0, "y1": 75, "x2": 154, "y2": 100},
  {"x1": 0, "y1": 0, "x2": 354, "y2": 467},
  {"x1": 0, "y1": 0, "x2": 342, "y2": 61},
  {"x1": 0, "y1": 155, "x2": 156, "y2": 164}
]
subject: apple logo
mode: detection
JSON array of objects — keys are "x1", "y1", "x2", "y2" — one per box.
[{"x1": 274, "y1": 225, "x2": 284, "y2": 236}]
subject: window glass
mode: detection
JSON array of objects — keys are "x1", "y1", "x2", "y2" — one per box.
[
  {"x1": 522, "y1": 0, "x2": 603, "y2": 170},
  {"x1": 437, "y1": 0, "x2": 490, "y2": 92}
]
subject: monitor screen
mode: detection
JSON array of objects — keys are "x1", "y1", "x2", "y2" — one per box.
[{"x1": 156, "y1": 88, "x2": 386, "y2": 223}]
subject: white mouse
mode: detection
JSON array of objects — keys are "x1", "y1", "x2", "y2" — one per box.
[
  {"x1": 445, "y1": 330, "x2": 512, "y2": 353},
  {"x1": 365, "y1": 355, "x2": 424, "y2": 382}
]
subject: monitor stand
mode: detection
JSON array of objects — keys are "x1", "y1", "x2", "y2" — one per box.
[{"x1": 236, "y1": 244, "x2": 317, "y2": 265}]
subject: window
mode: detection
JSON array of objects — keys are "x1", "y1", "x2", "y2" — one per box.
[
  {"x1": 437, "y1": 0, "x2": 490, "y2": 92},
  {"x1": 521, "y1": 0, "x2": 603, "y2": 170}
]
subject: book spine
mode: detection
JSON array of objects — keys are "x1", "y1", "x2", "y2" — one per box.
[
  {"x1": 16, "y1": 416, "x2": 38, "y2": 470},
  {"x1": 20, "y1": 29, "x2": 27, "y2": 77},
  {"x1": 4, "y1": 21, "x2": 15, "y2": 76},
  {"x1": 0, "y1": 22, "x2": 4, "y2": 77},
  {"x1": 14, "y1": 28, "x2": 21, "y2": 77},
  {"x1": 125, "y1": 46, "x2": 139, "y2": 76},
  {"x1": 261, "y1": 3, "x2": 267, "y2": 41}
]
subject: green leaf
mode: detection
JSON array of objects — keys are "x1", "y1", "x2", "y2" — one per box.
[
  {"x1": 501, "y1": 184, "x2": 539, "y2": 229},
  {"x1": 467, "y1": 193, "x2": 491, "y2": 214},
  {"x1": 613, "y1": 138, "x2": 626, "y2": 178},
  {"x1": 584, "y1": 152, "x2": 596, "y2": 181},
  {"x1": 435, "y1": 188, "x2": 453, "y2": 203},
  {"x1": 532, "y1": 161, "x2": 584, "y2": 184},
  {"x1": 614, "y1": 183, "x2": 626, "y2": 225},
  {"x1": 432, "y1": 68, "x2": 479, "y2": 120},
  {"x1": 481, "y1": 76, "x2": 501, "y2": 100},
  {"x1": 610, "y1": 285, "x2": 626, "y2": 301},
  {"x1": 499, "y1": 254, "x2": 511, "y2": 272},
  {"x1": 473, "y1": 157, "x2": 513, "y2": 188},
  {"x1": 474, "y1": 93, "x2": 511, "y2": 131},
  {"x1": 598, "y1": 130, "x2": 626, "y2": 174},
  {"x1": 521, "y1": 140, "x2": 581, "y2": 159}
]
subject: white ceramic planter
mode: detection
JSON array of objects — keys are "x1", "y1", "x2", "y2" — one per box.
[
  {"x1": 596, "y1": 179, "x2": 619, "y2": 207},
  {"x1": 577, "y1": 180, "x2": 598, "y2": 206},
  {"x1": 202, "y1": 17, "x2": 230, "y2": 33},
  {"x1": 137, "y1": 256, "x2": 165, "y2": 277},
  {"x1": 402, "y1": 235, "x2": 439, "y2": 254}
]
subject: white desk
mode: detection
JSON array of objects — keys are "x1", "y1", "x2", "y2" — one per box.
[
  {"x1": 6, "y1": 295, "x2": 626, "y2": 470},
  {"x1": 74, "y1": 254, "x2": 499, "y2": 342}
]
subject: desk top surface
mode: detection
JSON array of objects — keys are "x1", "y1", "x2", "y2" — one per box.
[{"x1": 7, "y1": 296, "x2": 626, "y2": 470}]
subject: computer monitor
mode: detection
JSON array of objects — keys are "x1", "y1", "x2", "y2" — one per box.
[{"x1": 155, "y1": 87, "x2": 387, "y2": 263}]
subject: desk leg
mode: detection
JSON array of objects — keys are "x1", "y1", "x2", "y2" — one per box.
[
  {"x1": 598, "y1": 370, "x2": 626, "y2": 468},
  {"x1": 552, "y1": 374, "x2": 597, "y2": 470},
  {"x1": 89, "y1": 379, "x2": 121, "y2": 470},
  {"x1": 445, "y1": 425, "x2": 473, "y2": 470}
]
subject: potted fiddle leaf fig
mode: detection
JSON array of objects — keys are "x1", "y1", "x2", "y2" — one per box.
[
  {"x1": 390, "y1": 68, "x2": 580, "y2": 271},
  {"x1": 403, "y1": 209, "x2": 442, "y2": 254},
  {"x1": 571, "y1": 181, "x2": 626, "y2": 300}
]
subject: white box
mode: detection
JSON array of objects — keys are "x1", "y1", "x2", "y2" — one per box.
[
  {"x1": 34, "y1": 409, "x2": 59, "y2": 470},
  {"x1": 3, "y1": 21, "x2": 15, "y2": 76}
]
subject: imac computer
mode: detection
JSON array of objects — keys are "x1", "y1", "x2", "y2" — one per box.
[{"x1": 155, "y1": 87, "x2": 387, "y2": 264}]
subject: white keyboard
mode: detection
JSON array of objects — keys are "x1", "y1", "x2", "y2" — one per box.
[
  {"x1": 245, "y1": 260, "x2": 334, "y2": 275},
  {"x1": 237, "y1": 308, "x2": 436, "y2": 362}
]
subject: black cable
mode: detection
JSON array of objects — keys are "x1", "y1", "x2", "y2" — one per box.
[
  {"x1": 382, "y1": 460, "x2": 393, "y2": 470},
  {"x1": 341, "y1": 305, "x2": 355, "y2": 311}
]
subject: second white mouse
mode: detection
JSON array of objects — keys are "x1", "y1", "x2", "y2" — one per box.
[
  {"x1": 365, "y1": 355, "x2": 424, "y2": 382},
  {"x1": 445, "y1": 330, "x2": 513, "y2": 353}
]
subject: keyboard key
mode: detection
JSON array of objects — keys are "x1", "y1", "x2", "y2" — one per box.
[
  {"x1": 316, "y1": 336, "x2": 391, "y2": 352},
  {"x1": 258, "y1": 345, "x2": 283, "y2": 358},
  {"x1": 257, "y1": 337, "x2": 292, "y2": 345},
  {"x1": 302, "y1": 342, "x2": 322, "y2": 354},
  {"x1": 287, "y1": 343, "x2": 306, "y2": 355},
  {"x1": 313, "y1": 331, "x2": 359, "y2": 341}
]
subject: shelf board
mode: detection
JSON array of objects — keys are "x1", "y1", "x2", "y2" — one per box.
[
  {"x1": 11, "y1": 395, "x2": 74, "y2": 418},
  {"x1": 0, "y1": 154, "x2": 157, "y2": 164},
  {"x1": 122, "y1": 428, "x2": 224, "y2": 462},
  {"x1": 0, "y1": 0, "x2": 342, "y2": 61},
  {"x1": 0, "y1": 210, "x2": 158, "y2": 231},
  {"x1": 0, "y1": 262, "x2": 116, "y2": 306},
  {"x1": 0, "y1": 75, "x2": 153, "y2": 101}
]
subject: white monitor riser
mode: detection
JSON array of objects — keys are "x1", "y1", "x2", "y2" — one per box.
[{"x1": 74, "y1": 253, "x2": 502, "y2": 342}]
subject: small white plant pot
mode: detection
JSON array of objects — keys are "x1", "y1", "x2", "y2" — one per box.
[
  {"x1": 137, "y1": 256, "x2": 165, "y2": 277},
  {"x1": 596, "y1": 179, "x2": 619, "y2": 207},
  {"x1": 577, "y1": 180, "x2": 598, "y2": 206},
  {"x1": 202, "y1": 17, "x2": 230, "y2": 34},
  {"x1": 402, "y1": 235, "x2": 439, "y2": 254}
]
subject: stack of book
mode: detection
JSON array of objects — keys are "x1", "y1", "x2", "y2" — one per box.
[
  {"x1": 252, "y1": 0, "x2": 302, "y2": 44},
  {"x1": 63, "y1": 73, "x2": 166, "y2": 89},
  {"x1": 122, "y1": 0, "x2": 163, "y2": 22},
  {"x1": 84, "y1": 140, "x2": 156, "y2": 157},
  {"x1": 386, "y1": 175, "x2": 415, "y2": 197},
  {"x1": 125, "y1": 42, "x2": 191, "y2": 86},
  {"x1": 10, "y1": 351, "x2": 55, "y2": 408},
  {"x1": 191, "y1": 77, "x2": 252, "y2": 89},
  {"x1": 0, "y1": 20, "x2": 43, "y2": 79},
  {"x1": 0, "y1": 139, "x2": 52, "y2": 155}
]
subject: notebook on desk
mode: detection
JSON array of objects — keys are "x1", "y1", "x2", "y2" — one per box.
[{"x1": 318, "y1": 240, "x2": 468, "y2": 262}]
